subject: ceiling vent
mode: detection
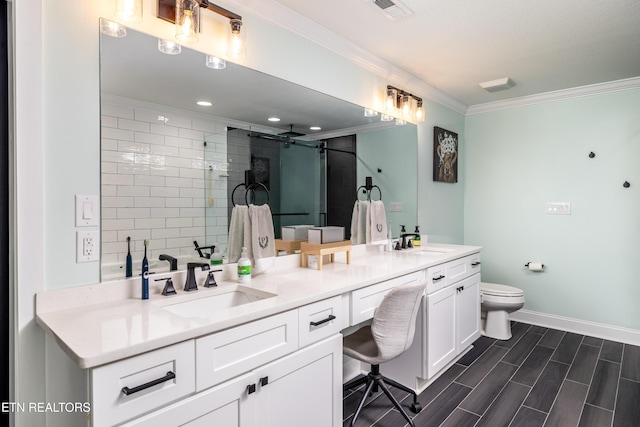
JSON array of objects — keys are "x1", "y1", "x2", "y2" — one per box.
[
  {"x1": 369, "y1": 0, "x2": 413, "y2": 20},
  {"x1": 479, "y1": 77, "x2": 516, "y2": 93}
]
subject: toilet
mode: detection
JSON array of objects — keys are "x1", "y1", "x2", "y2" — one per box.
[{"x1": 480, "y1": 282, "x2": 525, "y2": 340}]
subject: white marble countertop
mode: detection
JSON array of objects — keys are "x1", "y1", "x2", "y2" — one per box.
[{"x1": 36, "y1": 243, "x2": 481, "y2": 369}]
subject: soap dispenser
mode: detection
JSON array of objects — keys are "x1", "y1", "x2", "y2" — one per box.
[
  {"x1": 237, "y1": 247, "x2": 252, "y2": 283},
  {"x1": 413, "y1": 226, "x2": 421, "y2": 247}
]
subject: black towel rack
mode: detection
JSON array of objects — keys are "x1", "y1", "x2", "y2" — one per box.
[
  {"x1": 356, "y1": 176, "x2": 382, "y2": 201},
  {"x1": 232, "y1": 170, "x2": 270, "y2": 207}
]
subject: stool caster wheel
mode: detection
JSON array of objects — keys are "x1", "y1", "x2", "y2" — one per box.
[{"x1": 411, "y1": 402, "x2": 422, "y2": 413}]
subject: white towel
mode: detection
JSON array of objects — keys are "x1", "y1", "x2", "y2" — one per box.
[
  {"x1": 367, "y1": 200, "x2": 388, "y2": 243},
  {"x1": 350, "y1": 200, "x2": 369, "y2": 244},
  {"x1": 249, "y1": 204, "x2": 276, "y2": 275},
  {"x1": 228, "y1": 205, "x2": 248, "y2": 263}
]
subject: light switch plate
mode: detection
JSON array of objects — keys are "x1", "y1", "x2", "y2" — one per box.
[
  {"x1": 546, "y1": 202, "x2": 571, "y2": 215},
  {"x1": 77, "y1": 231, "x2": 99, "y2": 262},
  {"x1": 389, "y1": 202, "x2": 404, "y2": 212},
  {"x1": 75, "y1": 195, "x2": 99, "y2": 226}
]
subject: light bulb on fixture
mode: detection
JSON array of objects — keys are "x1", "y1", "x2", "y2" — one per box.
[
  {"x1": 380, "y1": 113, "x2": 394, "y2": 122},
  {"x1": 158, "y1": 39, "x2": 182, "y2": 55},
  {"x1": 227, "y1": 19, "x2": 245, "y2": 59},
  {"x1": 415, "y1": 100, "x2": 425, "y2": 123},
  {"x1": 175, "y1": 0, "x2": 200, "y2": 42},
  {"x1": 100, "y1": 18, "x2": 127, "y2": 37},
  {"x1": 115, "y1": 0, "x2": 143, "y2": 23},
  {"x1": 401, "y1": 94, "x2": 413, "y2": 121},
  {"x1": 385, "y1": 87, "x2": 398, "y2": 115},
  {"x1": 364, "y1": 108, "x2": 378, "y2": 117},
  {"x1": 206, "y1": 55, "x2": 227, "y2": 69}
]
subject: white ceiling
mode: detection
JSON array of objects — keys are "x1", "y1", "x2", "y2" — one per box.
[{"x1": 272, "y1": 0, "x2": 640, "y2": 107}]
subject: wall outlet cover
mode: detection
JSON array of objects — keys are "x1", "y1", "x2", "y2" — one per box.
[{"x1": 77, "y1": 230, "x2": 99, "y2": 262}]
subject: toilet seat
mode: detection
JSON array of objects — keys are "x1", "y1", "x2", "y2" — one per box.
[{"x1": 481, "y1": 282, "x2": 524, "y2": 298}]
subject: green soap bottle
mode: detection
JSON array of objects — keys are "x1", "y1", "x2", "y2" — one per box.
[{"x1": 413, "y1": 226, "x2": 421, "y2": 247}]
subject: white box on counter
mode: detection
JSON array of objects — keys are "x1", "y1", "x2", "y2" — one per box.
[
  {"x1": 281, "y1": 225, "x2": 314, "y2": 241},
  {"x1": 307, "y1": 226, "x2": 345, "y2": 244}
]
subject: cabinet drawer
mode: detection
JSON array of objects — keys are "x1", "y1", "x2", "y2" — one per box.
[
  {"x1": 426, "y1": 253, "x2": 481, "y2": 294},
  {"x1": 426, "y1": 263, "x2": 448, "y2": 294},
  {"x1": 91, "y1": 340, "x2": 195, "y2": 427},
  {"x1": 350, "y1": 271, "x2": 424, "y2": 325},
  {"x1": 298, "y1": 296, "x2": 343, "y2": 348},
  {"x1": 196, "y1": 310, "x2": 299, "y2": 391},
  {"x1": 468, "y1": 252, "x2": 482, "y2": 275}
]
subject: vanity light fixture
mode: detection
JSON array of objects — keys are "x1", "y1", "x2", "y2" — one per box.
[
  {"x1": 115, "y1": 0, "x2": 143, "y2": 23},
  {"x1": 363, "y1": 108, "x2": 379, "y2": 117},
  {"x1": 197, "y1": 101, "x2": 213, "y2": 106},
  {"x1": 268, "y1": 117, "x2": 281, "y2": 122},
  {"x1": 100, "y1": 18, "x2": 127, "y2": 37},
  {"x1": 384, "y1": 85, "x2": 425, "y2": 123},
  {"x1": 309, "y1": 126, "x2": 322, "y2": 131},
  {"x1": 158, "y1": 0, "x2": 245, "y2": 59},
  {"x1": 205, "y1": 55, "x2": 226, "y2": 69},
  {"x1": 158, "y1": 39, "x2": 182, "y2": 54}
]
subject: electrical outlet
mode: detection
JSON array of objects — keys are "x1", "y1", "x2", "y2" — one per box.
[{"x1": 77, "y1": 231, "x2": 99, "y2": 262}]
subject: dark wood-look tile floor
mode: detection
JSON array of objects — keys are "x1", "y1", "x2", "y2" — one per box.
[{"x1": 343, "y1": 322, "x2": 640, "y2": 427}]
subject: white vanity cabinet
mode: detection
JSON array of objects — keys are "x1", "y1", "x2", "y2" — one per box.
[
  {"x1": 98, "y1": 298, "x2": 343, "y2": 427},
  {"x1": 382, "y1": 252, "x2": 481, "y2": 390},
  {"x1": 122, "y1": 335, "x2": 342, "y2": 427}
]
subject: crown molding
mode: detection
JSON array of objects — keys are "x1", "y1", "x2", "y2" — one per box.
[
  {"x1": 233, "y1": 0, "x2": 468, "y2": 115},
  {"x1": 467, "y1": 76, "x2": 640, "y2": 115}
]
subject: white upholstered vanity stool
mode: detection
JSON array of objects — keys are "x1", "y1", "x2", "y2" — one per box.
[{"x1": 480, "y1": 282, "x2": 525, "y2": 340}]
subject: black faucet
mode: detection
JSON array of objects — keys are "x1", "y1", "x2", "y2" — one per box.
[
  {"x1": 193, "y1": 240, "x2": 216, "y2": 259},
  {"x1": 184, "y1": 262, "x2": 210, "y2": 292},
  {"x1": 399, "y1": 225, "x2": 420, "y2": 249},
  {"x1": 159, "y1": 254, "x2": 178, "y2": 271}
]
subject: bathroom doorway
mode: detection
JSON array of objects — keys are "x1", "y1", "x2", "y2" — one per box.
[
  {"x1": 1, "y1": 0, "x2": 10, "y2": 406},
  {"x1": 325, "y1": 135, "x2": 357, "y2": 239}
]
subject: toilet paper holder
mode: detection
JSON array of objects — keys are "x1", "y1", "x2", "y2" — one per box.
[{"x1": 525, "y1": 262, "x2": 545, "y2": 271}]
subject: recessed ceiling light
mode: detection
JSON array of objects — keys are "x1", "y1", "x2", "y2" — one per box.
[
  {"x1": 268, "y1": 117, "x2": 280, "y2": 122},
  {"x1": 197, "y1": 101, "x2": 213, "y2": 107},
  {"x1": 309, "y1": 126, "x2": 321, "y2": 131}
]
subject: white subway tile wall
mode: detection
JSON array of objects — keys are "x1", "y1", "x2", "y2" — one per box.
[{"x1": 101, "y1": 99, "x2": 229, "y2": 277}]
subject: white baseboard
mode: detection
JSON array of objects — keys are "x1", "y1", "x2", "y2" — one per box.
[{"x1": 511, "y1": 309, "x2": 640, "y2": 346}]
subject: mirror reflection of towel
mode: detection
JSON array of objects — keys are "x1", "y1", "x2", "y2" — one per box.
[
  {"x1": 249, "y1": 204, "x2": 275, "y2": 274},
  {"x1": 367, "y1": 200, "x2": 388, "y2": 243},
  {"x1": 228, "y1": 205, "x2": 248, "y2": 263},
  {"x1": 350, "y1": 200, "x2": 369, "y2": 244}
]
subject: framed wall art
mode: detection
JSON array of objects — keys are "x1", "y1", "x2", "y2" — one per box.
[{"x1": 433, "y1": 127, "x2": 458, "y2": 183}]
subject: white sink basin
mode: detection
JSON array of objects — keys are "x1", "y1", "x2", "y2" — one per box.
[
  {"x1": 158, "y1": 285, "x2": 277, "y2": 318},
  {"x1": 402, "y1": 247, "x2": 456, "y2": 257}
]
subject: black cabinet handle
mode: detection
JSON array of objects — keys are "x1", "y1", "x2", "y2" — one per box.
[
  {"x1": 259, "y1": 376, "x2": 269, "y2": 386},
  {"x1": 432, "y1": 275, "x2": 445, "y2": 281},
  {"x1": 471, "y1": 262, "x2": 481, "y2": 266},
  {"x1": 121, "y1": 371, "x2": 175, "y2": 396},
  {"x1": 310, "y1": 314, "x2": 336, "y2": 327},
  {"x1": 247, "y1": 383, "x2": 256, "y2": 394}
]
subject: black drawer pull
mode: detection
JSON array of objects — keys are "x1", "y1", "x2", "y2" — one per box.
[
  {"x1": 121, "y1": 371, "x2": 175, "y2": 396},
  {"x1": 310, "y1": 314, "x2": 336, "y2": 327},
  {"x1": 259, "y1": 376, "x2": 269, "y2": 386},
  {"x1": 432, "y1": 275, "x2": 445, "y2": 281},
  {"x1": 247, "y1": 383, "x2": 256, "y2": 394},
  {"x1": 471, "y1": 262, "x2": 481, "y2": 266}
]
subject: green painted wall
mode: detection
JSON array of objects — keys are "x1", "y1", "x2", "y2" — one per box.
[
  {"x1": 357, "y1": 125, "x2": 418, "y2": 237},
  {"x1": 464, "y1": 89, "x2": 640, "y2": 329}
]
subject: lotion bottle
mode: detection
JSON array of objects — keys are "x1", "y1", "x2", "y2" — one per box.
[{"x1": 237, "y1": 247, "x2": 252, "y2": 283}]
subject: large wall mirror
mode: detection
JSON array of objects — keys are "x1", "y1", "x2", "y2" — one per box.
[{"x1": 100, "y1": 24, "x2": 417, "y2": 280}]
